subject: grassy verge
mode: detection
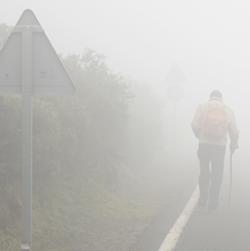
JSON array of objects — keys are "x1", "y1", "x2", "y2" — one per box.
[{"x1": 0, "y1": 158, "x2": 193, "y2": 250}]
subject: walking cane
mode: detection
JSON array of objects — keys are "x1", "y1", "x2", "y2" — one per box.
[{"x1": 227, "y1": 152, "x2": 233, "y2": 210}]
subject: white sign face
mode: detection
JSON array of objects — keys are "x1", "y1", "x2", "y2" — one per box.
[
  {"x1": 0, "y1": 32, "x2": 22, "y2": 94},
  {"x1": 166, "y1": 84, "x2": 184, "y2": 102},
  {"x1": 0, "y1": 9, "x2": 76, "y2": 95},
  {"x1": 164, "y1": 62, "x2": 187, "y2": 84},
  {"x1": 32, "y1": 32, "x2": 75, "y2": 95}
]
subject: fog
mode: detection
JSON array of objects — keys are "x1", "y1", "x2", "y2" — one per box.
[
  {"x1": 1, "y1": 1, "x2": 250, "y2": 87},
  {"x1": 1, "y1": 0, "x2": 250, "y2": 249},
  {"x1": 2, "y1": 1, "x2": 249, "y2": 129},
  {"x1": 2, "y1": 0, "x2": 250, "y2": 211}
]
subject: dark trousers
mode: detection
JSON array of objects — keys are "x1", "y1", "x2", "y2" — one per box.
[{"x1": 197, "y1": 144, "x2": 226, "y2": 210}]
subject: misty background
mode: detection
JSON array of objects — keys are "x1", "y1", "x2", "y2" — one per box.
[
  {"x1": 1, "y1": 0, "x2": 249, "y2": 150},
  {"x1": 0, "y1": 0, "x2": 250, "y2": 250}
]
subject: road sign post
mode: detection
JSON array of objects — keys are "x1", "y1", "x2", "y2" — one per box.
[
  {"x1": 0, "y1": 9, "x2": 76, "y2": 251},
  {"x1": 166, "y1": 84, "x2": 184, "y2": 154},
  {"x1": 21, "y1": 26, "x2": 33, "y2": 251},
  {"x1": 165, "y1": 63, "x2": 187, "y2": 155}
]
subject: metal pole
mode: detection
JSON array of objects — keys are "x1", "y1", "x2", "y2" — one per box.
[
  {"x1": 21, "y1": 26, "x2": 33, "y2": 251},
  {"x1": 172, "y1": 101, "x2": 177, "y2": 154}
]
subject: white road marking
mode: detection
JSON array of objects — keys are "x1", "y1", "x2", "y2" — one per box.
[{"x1": 158, "y1": 185, "x2": 199, "y2": 251}]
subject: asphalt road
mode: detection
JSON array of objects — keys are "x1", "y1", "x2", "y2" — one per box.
[
  {"x1": 130, "y1": 149, "x2": 250, "y2": 251},
  {"x1": 130, "y1": 167, "x2": 199, "y2": 251},
  {"x1": 175, "y1": 151, "x2": 250, "y2": 251}
]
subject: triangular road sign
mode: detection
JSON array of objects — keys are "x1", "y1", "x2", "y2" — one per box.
[
  {"x1": 164, "y1": 62, "x2": 187, "y2": 84},
  {"x1": 0, "y1": 9, "x2": 76, "y2": 95},
  {"x1": 16, "y1": 8, "x2": 40, "y2": 26}
]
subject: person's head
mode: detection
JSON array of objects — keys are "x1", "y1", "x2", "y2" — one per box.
[{"x1": 210, "y1": 90, "x2": 223, "y2": 99}]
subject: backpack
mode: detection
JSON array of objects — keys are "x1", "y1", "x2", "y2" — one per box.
[{"x1": 201, "y1": 102, "x2": 228, "y2": 137}]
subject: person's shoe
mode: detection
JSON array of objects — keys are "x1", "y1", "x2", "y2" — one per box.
[{"x1": 196, "y1": 204, "x2": 206, "y2": 212}]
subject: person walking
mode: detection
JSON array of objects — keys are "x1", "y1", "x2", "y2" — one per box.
[{"x1": 191, "y1": 90, "x2": 239, "y2": 212}]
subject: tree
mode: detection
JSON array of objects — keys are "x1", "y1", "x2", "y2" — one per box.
[{"x1": 50, "y1": 49, "x2": 132, "y2": 186}]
